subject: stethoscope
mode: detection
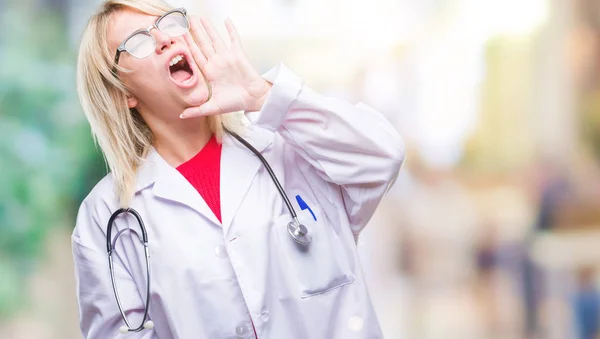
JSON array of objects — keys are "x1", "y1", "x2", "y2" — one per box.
[{"x1": 106, "y1": 130, "x2": 311, "y2": 334}]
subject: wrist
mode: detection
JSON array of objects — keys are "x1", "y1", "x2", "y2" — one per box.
[{"x1": 246, "y1": 80, "x2": 272, "y2": 112}]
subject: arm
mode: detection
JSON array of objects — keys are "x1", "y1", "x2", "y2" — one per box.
[
  {"x1": 247, "y1": 63, "x2": 405, "y2": 235},
  {"x1": 72, "y1": 200, "x2": 157, "y2": 339},
  {"x1": 178, "y1": 19, "x2": 404, "y2": 234}
]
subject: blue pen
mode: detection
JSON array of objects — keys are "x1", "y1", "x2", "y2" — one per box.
[{"x1": 295, "y1": 195, "x2": 317, "y2": 221}]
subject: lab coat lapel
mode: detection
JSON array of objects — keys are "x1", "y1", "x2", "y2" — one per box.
[
  {"x1": 220, "y1": 127, "x2": 273, "y2": 236},
  {"x1": 138, "y1": 148, "x2": 221, "y2": 226}
]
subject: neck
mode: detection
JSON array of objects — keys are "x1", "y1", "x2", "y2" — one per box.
[{"x1": 151, "y1": 116, "x2": 213, "y2": 167}]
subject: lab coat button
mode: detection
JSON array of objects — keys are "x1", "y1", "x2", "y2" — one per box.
[
  {"x1": 235, "y1": 323, "x2": 249, "y2": 337},
  {"x1": 214, "y1": 245, "x2": 228, "y2": 258},
  {"x1": 261, "y1": 309, "x2": 269, "y2": 322},
  {"x1": 348, "y1": 316, "x2": 364, "y2": 332}
]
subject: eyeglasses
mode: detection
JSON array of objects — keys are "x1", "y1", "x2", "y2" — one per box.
[{"x1": 114, "y1": 8, "x2": 189, "y2": 66}]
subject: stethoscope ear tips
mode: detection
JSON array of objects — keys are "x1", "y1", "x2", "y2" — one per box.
[{"x1": 119, "y1": 326, "x2": 129, "y2": 334}]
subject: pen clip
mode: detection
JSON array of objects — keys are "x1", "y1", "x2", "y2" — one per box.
[{"x1": 295, "y1": 195, "x2": 317, "y2": 221}]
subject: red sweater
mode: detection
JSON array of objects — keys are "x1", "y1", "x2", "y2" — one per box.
[{"x1": 176, "y1": 135, "x2": 222, "y2": 223}]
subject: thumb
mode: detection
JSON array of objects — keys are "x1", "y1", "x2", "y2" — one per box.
[{"x1": 180, "y1": 101, "x2": 221, "y2": 119}]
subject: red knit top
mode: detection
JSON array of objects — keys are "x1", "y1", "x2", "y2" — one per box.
[{"x1": 176, "y1": 135, "x2": 222, "y2": 223}]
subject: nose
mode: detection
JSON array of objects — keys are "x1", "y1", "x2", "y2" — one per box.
[{"x1": 151, "y1": 28, "x2": 173, "y2": 54}]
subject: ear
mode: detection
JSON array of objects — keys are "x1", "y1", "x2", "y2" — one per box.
[{"x1": 127, "y1": 95, "x2": 138, "y2": 109}]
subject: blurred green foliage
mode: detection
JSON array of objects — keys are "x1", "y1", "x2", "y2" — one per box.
[
  {"x1": 581, "y1": 91, "x2": 600, "y2": 160},
  {"x1": 0, "y1": 4, "x2": 105, "y2": 318}
]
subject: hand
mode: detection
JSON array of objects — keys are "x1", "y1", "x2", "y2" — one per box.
[{"x1": 180, "y1": 17, "x2": 272, "y2": 119}]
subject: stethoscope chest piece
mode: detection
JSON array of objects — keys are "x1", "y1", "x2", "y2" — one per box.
[{"x1": 287, "y1": 221, "x2": 312, "y2": 246}]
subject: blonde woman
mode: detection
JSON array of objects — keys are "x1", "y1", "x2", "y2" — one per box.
[{"x1": 72, "y1": 0, "x2": 405, "y2": 338}]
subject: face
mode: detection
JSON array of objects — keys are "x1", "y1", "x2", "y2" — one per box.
[{"x1": 107, "y1": 8, "x2": 209, "y2": 120}]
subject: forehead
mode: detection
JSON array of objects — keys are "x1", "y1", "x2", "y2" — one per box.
[{"x1": 107, "y1": 8, "x2": 159, "y2": 51}]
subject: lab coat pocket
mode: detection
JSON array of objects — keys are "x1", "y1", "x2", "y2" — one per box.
[{"x1": 274, "y1": 211, "x2": 355, "y2": 298}]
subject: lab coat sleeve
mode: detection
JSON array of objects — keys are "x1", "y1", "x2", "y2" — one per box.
[
  {"x1": 72, "y1": 199, "x2": 157, "y2": 339},
  {"x1": 246, "y1": 63, "x2": 405, "y2": 235}
]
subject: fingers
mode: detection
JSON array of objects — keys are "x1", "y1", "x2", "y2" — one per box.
[
  {"x1": 180, "y1": 106, "x2": 203, "y2": 119},
  {"x1": 184, "y1": 33, "x2": 207, "y2": 68},
  {"x1": 188, "y1": 15, "x2": 215, "y2": 58},
  {"x1": 180, "y1": 101, "x2": 219, "y2": 119},
  {"x1": 200, "y1": 17, "x2": 227, "y2": 53},
  {"x1": 224, "y1": 18, "x2": 243, "y2": 52},
  {"x1": 187, "y1": 16, "x2": 243, "y2": 60}
]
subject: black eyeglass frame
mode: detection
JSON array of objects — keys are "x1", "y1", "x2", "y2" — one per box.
[{"x1": 113, "y1": 8, "x2": 189, "y2": 67}]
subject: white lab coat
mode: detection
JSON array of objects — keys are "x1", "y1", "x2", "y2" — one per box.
[{"x1": 72, "y1": 63, "x2": 405, "y2": 339}]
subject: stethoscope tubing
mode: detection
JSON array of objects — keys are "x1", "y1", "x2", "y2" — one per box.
[
  {"x1": 105, "y1": 131, "x2": 308, "y2": 333},
  {"x1": 107, "y1": 208, "x2": 152, "y2": 332},
  {"x1": 227, "y1": 130, "x2": 300, "y2": 225}
]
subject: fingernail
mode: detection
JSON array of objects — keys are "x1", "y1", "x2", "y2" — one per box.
[{"x1": 180, "y1": 114, "x2": 185, "y2": 119}]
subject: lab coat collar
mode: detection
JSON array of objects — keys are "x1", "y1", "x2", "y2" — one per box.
[
  {"x1": 134, "y1": 124, "x2": 273, "y2": 231},
  {"x1": 136, "y1": 147, "x2": 221, "y2": 225},
  {"x1": 220, "y1": 125, "x2": 273, "y2": 235}
]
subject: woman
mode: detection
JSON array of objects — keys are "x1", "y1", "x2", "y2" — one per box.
[{"x1": 73, "y1": 0, "x2": 405, "y2": 338}]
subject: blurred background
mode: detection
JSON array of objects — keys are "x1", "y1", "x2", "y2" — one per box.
[{"x1": 2, "y1": 0, "x2": 600, "y2": 338}]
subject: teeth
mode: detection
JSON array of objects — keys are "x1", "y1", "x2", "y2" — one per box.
[{"x1": 169, "y1": 55, "x2": 183, "y2": 67}]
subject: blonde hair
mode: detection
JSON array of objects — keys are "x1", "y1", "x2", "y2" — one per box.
[{"x1": 77, "y1": 0, "x2": 244, "y2": 207}]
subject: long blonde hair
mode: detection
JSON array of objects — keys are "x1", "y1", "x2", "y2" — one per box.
[{"x1": 77, "y1": 0, "x2": 244, "y2": 207}]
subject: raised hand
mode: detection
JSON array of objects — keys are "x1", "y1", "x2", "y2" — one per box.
[{"x1": 180, "y1": 17, "x2": 272, "y2": 119}]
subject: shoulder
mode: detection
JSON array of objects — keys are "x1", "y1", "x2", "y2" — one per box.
[
  {"x1": 72, "y1": 172, "x2": 119, "y2": 242},
  {"x1": 80, "y1": 172, "x2": 119, "y2": 214},
  {"x1": 234, "y1": 121, "x2": 279, "y2": 155},
  {"x1": 85, "y1": 172, "x2": 118, "y2": 203}
]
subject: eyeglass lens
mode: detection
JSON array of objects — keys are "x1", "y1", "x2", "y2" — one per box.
[{"x1": 123, "y1": 11, "x2": 189, "y2": 59}]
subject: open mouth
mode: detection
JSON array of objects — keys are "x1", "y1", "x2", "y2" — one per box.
[{"x1": 168, "y1": 54, "x2": 194, "y2": 84}]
